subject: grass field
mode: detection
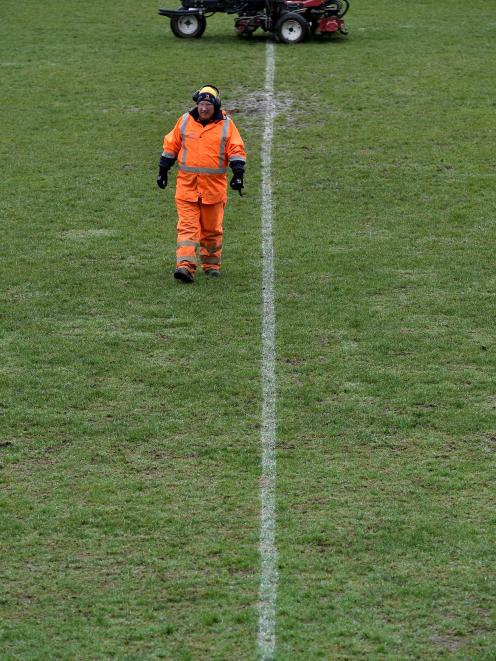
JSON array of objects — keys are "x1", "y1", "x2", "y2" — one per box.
[{"x1": 1, "y1": 0, "x2": 495, "y2": 659}]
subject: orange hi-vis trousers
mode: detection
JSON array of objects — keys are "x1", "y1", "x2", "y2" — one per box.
[{"x1": 175, "y1": 198, "x2": 225, "y2": 273}]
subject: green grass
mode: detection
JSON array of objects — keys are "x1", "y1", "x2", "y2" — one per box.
[{"x1": 1, "y1": 0, "x2": 495, "y2": 658}]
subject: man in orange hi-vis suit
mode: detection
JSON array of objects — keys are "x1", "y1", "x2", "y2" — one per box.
[{"x1": 157, "y1": 85, "x2": 246, "y2": 283}]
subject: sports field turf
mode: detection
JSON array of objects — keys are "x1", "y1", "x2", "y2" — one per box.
[{"x1": 1, "y1": 1, "x2": 495, "y2": 658}]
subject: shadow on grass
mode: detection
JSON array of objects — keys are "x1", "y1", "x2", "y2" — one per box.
[{"x1": 156, "y1": 28, "x2": 350, "y2": 47}]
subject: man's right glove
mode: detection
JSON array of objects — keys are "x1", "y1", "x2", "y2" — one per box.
[
  {"x1": 156, "y1": 169, "x2": 168, "y2": 189},
  {"x1": 156, "y1": 154, "x2": 176, "y2": 190}
]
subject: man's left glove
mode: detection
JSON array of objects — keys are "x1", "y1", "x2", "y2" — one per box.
[
  {"x1": 230, "y1": 160, "x2": 245, "y2": 193},
  {"x1": 229, "y1": 159, "x2": 245, "y2": 195},
  {"x1": 230, "y1": 173, "x2": 244, "y2": 191}
]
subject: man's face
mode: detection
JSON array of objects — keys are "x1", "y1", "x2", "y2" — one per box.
[{"x1": 198, "y1": 100, "x2": 215, "y2": 121}]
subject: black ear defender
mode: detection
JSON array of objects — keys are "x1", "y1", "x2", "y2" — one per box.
[{"x1": 192, "y1": 85, "x2": 221, "y2": 107}]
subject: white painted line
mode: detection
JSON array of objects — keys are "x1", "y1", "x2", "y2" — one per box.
[{"x1": 258, "y1": 39, "x2": 278, "y2": 661}]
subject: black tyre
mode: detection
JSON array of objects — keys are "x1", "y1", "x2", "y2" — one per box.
[
  {"x1": 275, "y1": 12, "x2": 308, "y2": 44},
  {"x1": 170, "y1": 14, "x2": 206, "y2": 38},
  {"x1": 338, "y1": 0, "x2": 350, "y2": 17}
]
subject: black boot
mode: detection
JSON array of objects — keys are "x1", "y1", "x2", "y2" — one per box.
[{"x1": 174, "y1": 267, "x2": 194, "y2": 283}]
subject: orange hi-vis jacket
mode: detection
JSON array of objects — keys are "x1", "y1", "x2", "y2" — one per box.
[{"x1": 162, "y1": 110, "x2": 246, "y2": 204}]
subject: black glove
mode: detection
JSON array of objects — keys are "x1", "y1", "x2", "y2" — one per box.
[
  {"x1": 156, "y1": 154, "x2": 176, "y2": 190},
  {"x1": 157, "y1": 169, "x2": 168, "y2": 189},
  {"x1": 230, "y1": 160, "x2": 245, "y2": 192},
  {"x1": 230, "y1": 171, "x2": 244, "y2": 192}
]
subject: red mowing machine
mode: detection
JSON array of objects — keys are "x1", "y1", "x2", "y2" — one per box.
[{"x1": 158, "y1": 0, "x2": 350, "y2": 43}]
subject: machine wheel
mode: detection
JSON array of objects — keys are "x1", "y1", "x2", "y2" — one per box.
[
  {"x1": 275, "y1": 13, "x2": 308, "y2": 43},
  {"x1": 170, "y1": 14, "x2": 206, "y2": 38}
]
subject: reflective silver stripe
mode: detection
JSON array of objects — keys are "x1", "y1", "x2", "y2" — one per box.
[
  {"x1": 229, "y1": 156, "x2": 246, "y2": 165},
  {"x1": 218, "y1": 117, "x2": 230, "y2": 169},
  {"x1": 200, "y1": 242, "x2": 222, "y2": 253},
  {"x1": 162, "y1": 151, "x2": 177, "y2": 159},
  {"x1": 177, "y1": 240, "x2": 199, "y2": 248},
  {"x1": 177, "y1": 256, "x2": 195, "y2": 264},
  {"x1": 178, "y1": 165, "x2": 228, "y2": 175},
  {"x1": 179, "y1": 112, "x2": 190, "y2": 166},
  {"x1": 200, "y1": 256, "x2": 221, "y2": 265}
]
